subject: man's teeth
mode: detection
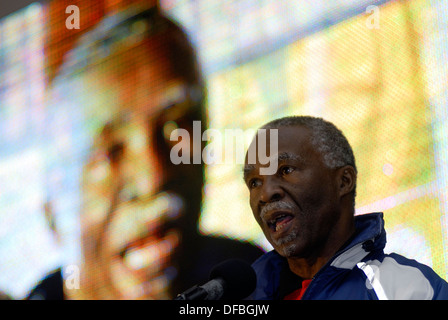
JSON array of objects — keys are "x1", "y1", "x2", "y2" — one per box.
[
  {"x1": 276, "y1": 222, "x2": 286, "y2": 232},
  {"x1": 270, "y1": 215, "x2": 290, "y2": 232}
]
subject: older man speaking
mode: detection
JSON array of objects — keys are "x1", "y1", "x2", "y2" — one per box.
[{"x1": 244, "y1": 116, "x2": 448, "y2": 300}]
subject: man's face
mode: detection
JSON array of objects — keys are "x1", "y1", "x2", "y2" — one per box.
[
  {"x1": 78, "y1": 39, "x2": 203, "y2": 299},
  {"x1": 244, "y1": 126, "x2": 341, "y2": 259}
]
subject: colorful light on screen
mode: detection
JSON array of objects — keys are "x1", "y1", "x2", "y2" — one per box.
[{"x1": 0, "y1": 0, "x2": 448, "y2": 299}]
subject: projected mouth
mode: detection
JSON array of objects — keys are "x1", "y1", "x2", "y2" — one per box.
[
  {"x1": 106, "y1": 192, "x2": 185, "y2": 298},
  {"x1": 108, "y1": 191, "x2": 183, "y2": 248},
  {"x1": 120, "y1": 230, "x2": 180, "y2": 273}
]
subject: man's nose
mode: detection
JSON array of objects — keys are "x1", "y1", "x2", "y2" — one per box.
[
  {"x1": 259, "y1": 177, "x2": 284, "y2": 205},
  {"x1": 120, "y1": 126, "x2": 162, "y2": 201}
]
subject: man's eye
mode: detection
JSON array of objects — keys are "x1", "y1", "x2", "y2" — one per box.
[
  {"x1": 280, "y1": 166, "x2": 294, "y2": 176},
  {"x1": 249, "y1": 179, "x2": 261, "y2": 189}
]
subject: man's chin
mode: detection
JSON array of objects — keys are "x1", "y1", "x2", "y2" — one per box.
[
  {"x1": 274, "y1": 241, "x2": 314, "y2": 259},
  {"x1": 275, "y1": 242, "x2": 301, "y2": 258},
  {"x1": 270, "y1": 228, "x2": 302, "y2": 257}
]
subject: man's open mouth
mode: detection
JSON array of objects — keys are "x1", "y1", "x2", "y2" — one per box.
[{"x1": 266, "y1": 212, "x2": 294, "y2": 233}]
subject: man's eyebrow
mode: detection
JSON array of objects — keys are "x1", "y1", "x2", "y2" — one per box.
[
  {"x1": 242, "y1": 152, "x2": 304, "y2": 180},
  {"x1": 276, "y1": 152, "x2": 304, "y2": 163}
]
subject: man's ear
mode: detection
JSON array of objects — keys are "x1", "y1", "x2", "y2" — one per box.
[{"x1": 337, "y1": 165, "x2": 356, "y2": 198}]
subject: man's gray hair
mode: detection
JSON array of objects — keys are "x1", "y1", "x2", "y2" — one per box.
[{"x1": 262, "y1": 115, "x2": 357, "y2": 201}]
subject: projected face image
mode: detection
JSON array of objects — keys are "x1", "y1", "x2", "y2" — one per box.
[{"x1": 76, "y1": 33, "x2": 204, "y2": 299}]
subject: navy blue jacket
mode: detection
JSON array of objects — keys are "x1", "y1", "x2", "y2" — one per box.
[{"x1": 252, "y1": 212, "x2": 448, "y2": 300}]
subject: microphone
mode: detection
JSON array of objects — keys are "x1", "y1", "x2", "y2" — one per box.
[{"x1": 174, "y1": 259, "x2": 257, "y2": 300}]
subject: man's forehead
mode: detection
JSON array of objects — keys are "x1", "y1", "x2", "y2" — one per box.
[
  {"x1": 244, "y1": 151, "x2": 305, "y2": 165},
  {"x1": 245, "y1": 125, "x2": 312, "y2": 160}
]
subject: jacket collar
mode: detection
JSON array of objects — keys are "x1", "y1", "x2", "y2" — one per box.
[{"x1": 329, "y1": 212, "x2": 386, "y2": 270}]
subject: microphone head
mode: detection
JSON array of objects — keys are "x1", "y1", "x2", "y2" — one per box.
[{"x1": 209, "y1": 259, "x2": 257, "y2": 300}]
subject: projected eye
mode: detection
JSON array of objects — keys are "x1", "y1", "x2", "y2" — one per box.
[
  {"x1": 108, "y1": 142, "x2": 125, "y2": 164},
  {"x1": 153, "y1": 105, "x2": 199, "y2": 156},
  {"x1": 162, "y1": 120, "x2": 179, "y2": 141}
]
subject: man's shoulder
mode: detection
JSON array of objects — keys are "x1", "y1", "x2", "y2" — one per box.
[
  {"x1": 387, "y1": 253, "x2": 448, "y2": 285},
  {"x1": 251, "y1": 250, "x2": 288, "y2": 282},
  {"x1": 361, "y1": 252, "x2": 448, "y2": 299}
]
